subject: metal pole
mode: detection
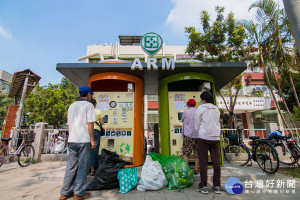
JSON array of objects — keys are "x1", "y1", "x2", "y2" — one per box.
[
  {"x1": 144, "y1": 95, "x2": 148, "y2": 138},
  {"x1": 283, "y1": 0, "x2": 300, "y2": 50},
  {"x1": 15, "y1": 73, "x2": 30, "y2": 129},
  {"x1": 10, "y1": 73, "x2": 30, "y2": 151}
]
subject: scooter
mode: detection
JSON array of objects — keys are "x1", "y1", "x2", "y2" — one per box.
[{"x1": 52, "y1": 136, "x2": 68, "y2": 154}]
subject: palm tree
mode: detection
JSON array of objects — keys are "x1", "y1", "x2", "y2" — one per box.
[
  {"x1": 248, "y1": 0, "x2": 299, "y2": 130},
  {"x1": 240, "y1": 17, "x2": 291, "y2": 130}
]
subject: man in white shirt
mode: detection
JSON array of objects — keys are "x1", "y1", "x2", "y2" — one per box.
[{"x1": 60, "y1": 86, "x2": 96, "y2": 200}]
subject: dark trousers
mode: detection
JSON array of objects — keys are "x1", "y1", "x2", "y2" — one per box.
[
  {"x1": 90, "y1": 129, "x2": 101, "y2": 168},
  {"x1": 197, "y1": 138, "x2": 221, "y2": 187}
]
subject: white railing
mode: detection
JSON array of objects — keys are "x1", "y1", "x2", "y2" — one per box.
[
  {"x1": 243, "y1": 129, "x2": 267, "y2": 139},
  {"x1": 221, "y1": 128, "x2": 300, "y2": 147},
  {"x1": 282, "y1": 128, "x2": 300, "y2": 143},
  {"x1": 42, "y1": 129, "x2": 68, "y2": 154}
]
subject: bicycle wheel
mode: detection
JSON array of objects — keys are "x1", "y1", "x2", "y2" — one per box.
[
  {"x1": 0, "y1": 146, "x2": 7, "y2": 167},
  {"x1": 255, "y1": 142, "x2": 279, "y2": 174},
  {"x1": 288, "y1": 142, "x2": 300, "y2": 167},
  {"x1": 274, "y1": 142, "x2": 297, "y2": 165},
  {"x1": 18, "y1": 145, "x2": 35, "y2": 167},
  {"x1": 224, "y1": 144, "x2": 250, "y2": 166}
]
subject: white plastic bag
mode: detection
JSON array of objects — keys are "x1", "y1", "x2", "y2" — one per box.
[{"x1": 137, "y1": 155, "x2": 168, "y2": 191}]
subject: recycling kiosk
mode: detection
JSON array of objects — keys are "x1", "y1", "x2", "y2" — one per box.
[
  {"x1": 57, "y1": 58, "x2": 246, "y2": 169},
  {"x1": 88, "y1": 61, "x2": 144, "y2": 167},
  {"x1": 159, "y1": 72, "x2": 223, "y2": 166}
]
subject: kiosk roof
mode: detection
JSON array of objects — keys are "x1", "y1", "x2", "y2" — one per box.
[{"x1": 56, "y1": 62, "x2": 246, "y2": 94}]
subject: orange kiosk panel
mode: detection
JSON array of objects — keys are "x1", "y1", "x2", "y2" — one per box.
[{"x1": 89, "y1": 72, "x2": 144, "y2": 167}]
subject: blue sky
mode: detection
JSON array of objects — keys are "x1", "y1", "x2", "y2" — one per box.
[{"x1": 0, "y1": 0, "x2": 283, "y2": 86}]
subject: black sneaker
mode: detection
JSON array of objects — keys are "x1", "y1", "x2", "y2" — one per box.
[
  {"x1": 197, "y1": 186, "x2": 209, "y2": 194},
  {"x1": 213, "y1": 186, "x2": 221, "y2": 194}
]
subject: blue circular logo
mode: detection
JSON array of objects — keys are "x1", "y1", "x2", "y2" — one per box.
[{"x1": 224, "y1": 177, "x2": 243, "y2": 194}]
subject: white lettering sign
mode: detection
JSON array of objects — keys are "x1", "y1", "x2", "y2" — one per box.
[
  {"x1": 147, "y1": 58, "x2": 158, "y2": 70},
  {"x1": 131, "y1": 58, "x2": 143, "y2": 70},
  {"x1": 130, "y1": 58, "x2": 175, "y2": 70},
  {"x1": 162, "y1": 58, "x2": 175, "y2": 70}
]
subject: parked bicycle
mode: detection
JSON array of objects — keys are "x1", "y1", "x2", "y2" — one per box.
[
  {"x1": 268, "y1": 130, "x2": 300, "y2": 167},
  {"x1": 223, "y1": 126, "x2": 279, "y2": 174},
  {"x1": 0, "y1": 129, "x2": 35, "y2": 167}
]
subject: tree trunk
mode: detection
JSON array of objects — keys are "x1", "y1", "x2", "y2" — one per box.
[
  {"x1": 259, "y1": 45, "x2": 290, "y2": 129},
  {"x1": 219, "y1": 92, "x2": 233, "y2": 129},
  {"x1": 219, "y1": 93, "x2": 230, "y2": 113},
  {"x1": 289, "y1": 71, "x2": 300, "y2": 110},
  {"x1": 230, "y1": 88, "x2": 240, "y2": 129},
  {"x1": 275, "y1": 25, "x2": 300, "y2": 111},
  {"x1": 228, "y1": 112, "x2": 234, "y2": 129},
  {"x1": 269, "y1": 59, "x2": 297, "y2": 128},
  {"x1": 219, "y1": 87, "x2": 240, "y2": 129}
]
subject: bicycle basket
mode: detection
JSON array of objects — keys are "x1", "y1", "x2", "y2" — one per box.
[
  {"x1": 25, "y1": 132, "x2": 35, "y2": 143},
  {"x1": 226, "y1": 132, "x2": 238, "y2": 143}
]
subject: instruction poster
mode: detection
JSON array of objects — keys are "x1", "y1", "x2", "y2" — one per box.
[
  {"x1": 97, "y1": 94, "x2": 110, "y2": 110},
  {"x1": 174, "y1": 93, "x2": 186, "y2": 110}
]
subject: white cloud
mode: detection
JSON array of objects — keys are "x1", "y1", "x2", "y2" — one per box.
[
  {"x1": 166, "y1": 0, "x2": 284, "y2": 33},
  {"x1": 0, "y1": 25, "x2": 12, "y2": 40}
]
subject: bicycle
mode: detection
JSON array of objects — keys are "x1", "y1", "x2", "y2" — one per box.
[
  {"x1": 269, "y1": 130, "x2": 300, "y2": 167},
  {"x1": 223, "y1": 126, "x2": 279, "y2": 174},
  {"x1": 0, "y1": 129, "x2": 35, "y2": 167}
]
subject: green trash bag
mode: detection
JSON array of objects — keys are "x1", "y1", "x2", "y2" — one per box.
[
  {"x1": 117, "y1": 168, "x2": 137, "y2": 193},
  {"x1": 149, "y1": 152, "x2": 193, "y2": 190}
]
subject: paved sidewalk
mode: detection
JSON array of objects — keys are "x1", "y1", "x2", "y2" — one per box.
[{"x1": 0, "y1": 161, "x2": 299, "y2": 200}]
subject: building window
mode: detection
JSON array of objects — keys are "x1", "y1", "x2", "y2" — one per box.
[
  {"x1": 234, "y1": 114, "x2": 243, "y2": 127},
  {"x1": 255, "y1": 87, "x2": 261, "y2": 91},
  {"x1": 89, "y1": 58, "x2": 100, "y2": 63},
  {"x1": 148, "y1": 114, "x2": 159, "y2": 123},
  {"x1": 252, "y1": 111, "x2": 278, "y2": 129},
  {"x1": 148, "y1": 95, "x2": 158, "y2": 101},
  {"x1": 262, "y1": 86, "x2": 267, "y2": 91}
]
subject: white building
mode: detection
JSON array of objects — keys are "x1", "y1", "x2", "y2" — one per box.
[{"x1": 0, "y1": 70, "x2": 13, "y2": 93}]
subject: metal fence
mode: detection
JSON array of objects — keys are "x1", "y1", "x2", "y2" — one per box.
[{"x1": 42, "y1": 129, "x2": 68, "y2": 154}]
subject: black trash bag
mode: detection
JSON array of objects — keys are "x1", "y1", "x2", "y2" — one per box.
[{"x1": 87, "y1": 149, "x2": 125, "y2": 190}]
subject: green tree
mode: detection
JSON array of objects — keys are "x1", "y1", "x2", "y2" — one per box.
[
  {"x1": 0, "y1": 93, "x2": 13, "y2": 128},
  {"x1": 185, "y1": 7, "x2": 250, "y2": 128},
  {"x1": 24, "y1": 78, "x2": 78, "y2": 128},
  {"x1": 270, "y1": 72, "x2": 300, "y2": 115}
]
